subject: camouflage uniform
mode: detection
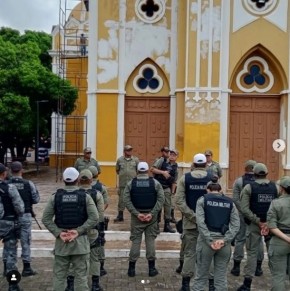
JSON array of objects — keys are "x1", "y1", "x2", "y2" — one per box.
[
  {"x1": 3, "y1": 176, "x2": 40, "y2": 265},
  {"x1": 42, "y1": 185, "x2": 99, "y2": 291},
  {"x1": 123, "y1": 173, "x2": 164, "y2": 267},
  {"x1": 116, "y1": 155, "x2": 139, "y2": 212},
  {"x1": 0, "y1": 180, "x2": 24, "y2": 274},
  {"x1": 206, "y1": 161, "x2": 222, "y2": 179},
  {"x1": 74, "y1": 157, "x2": 101, "y2": 174},
  {"x1": 192, "y1": 195, "x2": 240, "y2": 291}
]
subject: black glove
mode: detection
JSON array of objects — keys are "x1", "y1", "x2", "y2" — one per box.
[{"x1": 104, "y1": 217, "x2": 110, "y2": 231}]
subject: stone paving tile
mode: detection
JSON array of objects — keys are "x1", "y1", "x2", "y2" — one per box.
[{"x1": 0, "y1": 257, "x2": 287, "y2": 291}]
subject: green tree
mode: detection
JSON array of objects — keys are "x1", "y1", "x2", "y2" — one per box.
[{"x1": 0, "y1": 28, "x2": 78, "y2": 163}]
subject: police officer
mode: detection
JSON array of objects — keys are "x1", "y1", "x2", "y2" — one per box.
[
  {"x1": 151, "y1": 146, "x2": 176, "y2": 233},
  {"x1": 267, "y1": 176, "x2": 290, "y2": 291},
  {"x1": 79, "y1": 169, "x2": 104, "y2": 291},
  {"x1": 192, "y1": 182, "x2": 240, "y2": 291},
  {"x1": 238, "y1": 163, "x2": 279, "y2": 291},
  {"x1": 42, "y1": 167, "x2": 99, "y2": 291},
  {"x1": 204, "y1": 150, "x2": 222, "y2": 178},
  {"x1": 168, "y1": 149, "x2": 179, "y2": 223},
  {"x1": 89, "y1": 165, "x2": 109, "y2": 276},
  {"x1": 175, "y1": 153, "x2": 212, "y2": 291},
  {"x1": 123, "y1": 162, "x2": 164, "y2": 277},
  {"x1": 74, "y1": 147, "x2": 101, "y2": 174},
  {"x1": 231, "y1": 160, "x2": 265, "y2": 277},
  {"x1": 115, "y1": 145, "x2": 139, "y2": 222},
  {"x1": 2, "y1": 161, "x2": 40, "y2": 277},
  {"x1": 0, "y1": 163, "x2": 24, "y2": 291}
]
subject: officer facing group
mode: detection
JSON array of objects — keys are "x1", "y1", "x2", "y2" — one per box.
[
  {"x1": 0, "y1": 163, "x2": 24, "y2": 291},
  {"x1": 123, "y1": 162, "x2": 165, "y2": 277},
  {"x1": 3, "y1": 161, "x2": 40, "y2": 278},
  {"x1": 42, "y1": 167, "x2": 99, "y2": 291},
  {"x1": 267, "y1": 176, "x2": 290, "y2": 291},
  {"x1": 192, "y1": 181, "x2": 240, "y2": 291},
  {"x1": 237, "y1": 163, "x2": 278, "y2": 291}
]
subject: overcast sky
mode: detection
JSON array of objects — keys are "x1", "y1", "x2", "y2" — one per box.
[{"x1": 0, "y1": 0, "x2": 78, "y2": 34}]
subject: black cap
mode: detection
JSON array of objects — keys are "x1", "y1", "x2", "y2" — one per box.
[
  {"x1": 11, "y1": 161, "x2": 23, "y2": 172},
  {"x1": 0, "y1": 163, "x2": 7, "y2": 174}
]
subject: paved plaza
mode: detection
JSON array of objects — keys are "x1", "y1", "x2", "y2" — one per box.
[{"x1": 0, "y1": 165, "x2": 288, "y2": 290}]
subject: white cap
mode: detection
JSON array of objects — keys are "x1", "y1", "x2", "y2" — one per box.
[
  {"x1": 63, "y1": 167, "x2": 79, "y2": 182},
  {"x1": 137, "y1": 162, "x2": 149, "y2": 172},
  {"x1": 193, "y1": 153, "x2": 206, "y2": 164}
]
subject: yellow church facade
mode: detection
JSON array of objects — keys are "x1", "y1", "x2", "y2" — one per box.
[{"x1": 50, "y1": 0, "x2": 290, "y2": 190}]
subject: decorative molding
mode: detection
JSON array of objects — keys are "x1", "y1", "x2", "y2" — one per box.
[{"x1": 135, "y1": 0, "x2": 166, "y2": 24}]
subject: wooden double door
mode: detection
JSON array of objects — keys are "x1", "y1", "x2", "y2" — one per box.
[
  {"x1": 125, "y1": 97, "x2": 170, "y2": 165},
  {"x1": 229, "y1": 96, "x2": 280, "y2": 188}
]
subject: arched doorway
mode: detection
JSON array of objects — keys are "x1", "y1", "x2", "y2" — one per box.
[
  {"x1": 125, "y1": 61, "x2": 170, "y2": 165},
  {"x1": 229, "y1": 49, "x2": 286, "y2": 187}
]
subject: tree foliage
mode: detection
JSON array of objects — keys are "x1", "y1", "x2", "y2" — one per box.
[{"x1": 0, "y1": 27, "x2": 78, "y2": 163}]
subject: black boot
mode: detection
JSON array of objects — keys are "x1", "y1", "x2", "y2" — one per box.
[
  {"x1": 91, "y1": 275, "x2": 103, "y2": 291},
  {"x1": 175, "y1": 260, "x2": 183, "y2": 274},
  {"x1": 114, "y1": 211, "x2": 124, "y2": 222},
  {"x1": 100, "y1": 260, "x2": 107, "y2": 276},
  {"x1": 208, "y1": 278, "x2": 215, "y2": 291},
  {"x1": 127, "y1": 261, "x2": 136, "y2": 277},
  {"x1": 230, "y1": 259, "x2": 241, "y2": 276},
  {"x1": 163, "y1": 219, "x2": 176, "y2": 233},
  {"x1": 3, "y1": 261, "x2": 7, "y2": 277},
  {"x1": 22, "y1": 261, "x2": 38, "y2": 277},
  {"x1": 255, "y1": 260, "x2": 263, "y2": 276},
  {"x1": 237, "y1": 277, "x2": 252, "y2": 291},
  {"x1": 180, "y1": 276, "x2": 190, "y2": 291},
  {"x1": 8, "y1": 283, "x2": 23, "y2": 291},
  {"x1": 65, "y1": 276, "x2": 74, "y2": 291},
  {"x1": 148, "y1": 260, "x2": 158, "y2": 277},
  {"x1": 170, "y1": 209, "x2": 176, "y2": 223}
]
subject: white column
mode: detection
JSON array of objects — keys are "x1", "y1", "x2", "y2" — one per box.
[
  {"x1": 116, "y1": 0, "x2": 127, "y2": 159},
  {"x1": 219, "y1": 0, "x2": 231, "y2": 169},
  {"x1": 87, "y1": 0, "x2": 98, "y2": 155},
  {"x1": 169, "y1": 0, "x2": 178, "y2": 148},
  {"x1": 50, "y1": 112, "x2": 57, "y2": 153}
]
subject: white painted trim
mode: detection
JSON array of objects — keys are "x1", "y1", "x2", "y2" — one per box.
[
  {"x1": 195, "y1": 0, "x2": 202, "y2": 93},
  {"x1": 176, "y1": 87, "x2": 232, "y2": 93},
  {"x1": 170, "y1": 95, "x2": 177, "y2": 148},
  {"x1": 206, "y1": 0, "x2": 214, "y2": 102},
  {"x1": 117, "y1": 0, "x2": 127, "y2": 160},
  {"x1": 286, "y1": 94, "x2": 290, "y2": 169},
  {"x1": 219, "y1": 0, "x2": 231, "y2": 169},
  {"x1": 87, "y1": 0, "x2": 98, "y2": 155},
  {"x1": 185, "y1": 0, "x2": 190, "y2": 87}
]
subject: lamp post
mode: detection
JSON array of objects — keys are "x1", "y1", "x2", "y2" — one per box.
[{"x1": 36, "y1": 100, "x2": 48, "y2": 174}]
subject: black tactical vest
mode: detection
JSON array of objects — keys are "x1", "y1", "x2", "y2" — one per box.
[
  {"x1": 185, "y1": 172, "x2": 211, "y2": 212},
  {"x1": 86, "y1": 188, "x2": 99, "y2": 207},
  {"x1": 92, "y1": 181, "x2": 102, "y2": 192},
  {"x1": 250, "y1": 182, "x2": 277, "y2": 222},
  {"x1": 242, "y1": 173, "x2": 255, "y2": 188},
  {"x1": 9, "y1": 177, "x2": 32, "y2": 213},
  {"x1": 204, "y1": 193, "x2": 233, "y2": 233},
  {"x1": 154, "y1": 158, "x2": 173, "y2": 188},
  {"x1": 130, "y1": 177, "x2": 157, "y2": 212},
  {"x1": 0, "y1": 181, "x2": 17, "y2": 218},
  {"x1": 54, "y1": 189, "x2": 88, "y2": 229}
]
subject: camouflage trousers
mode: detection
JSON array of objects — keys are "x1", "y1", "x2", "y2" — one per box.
[
  {"x1": 3, "y1": 236, "x2": 18, "y2": 273},
  {"x1": 117, "y1": 187, "x2": 126, "y2": 211},
  {"x1": 129, "y1": 215, "x2": 159, "y2": 261}
]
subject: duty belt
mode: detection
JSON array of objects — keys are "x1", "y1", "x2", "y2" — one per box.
[
  {"x1": 2, "y1": 216, "x2": 16, "y2": 221},
  {"x1": 279, "y1": 228, "x2": 290, "y2": 234}
]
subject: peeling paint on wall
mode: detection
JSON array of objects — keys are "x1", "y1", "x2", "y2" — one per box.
[
  {"x1": 97, "y1": 19, "x2": 171, "y2": 84},
  {"x1": 191, "y1": 2, "x2": 221, "y2": 59},
  {"x1": 185, "y1": 96, "x2": 220, "y2": 123}
]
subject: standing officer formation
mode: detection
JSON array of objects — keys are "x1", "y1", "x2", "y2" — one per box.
[
  {"x1": 151, "y1": 146, "x2": 177, "y2": 233},
  {"x1": 115, "y1": 145, "x2": 139, "y2": 223},
  {"x1": 3, "y1": 161, "x2": 40, "y2": 278},
  {"x1": 0, "y1": 163, "x2": 24, "y2": 291},
  {"x1": 237, "y1": 163, "x2": 278, "y2": 291},
  {"x1": 123, "y1": 162, "x2": 165, "y2": 277},
  {"x1": 175, "y1": 153, "x2": 212, "y2": 291},
  {"x1": 42, "y1": 167, "x2": 99, "y2": 291},
  {"x1": 192, "y1": 181, "x2": 240, "y2": 290},
  {"x1": 231, "y1": 160, "x2": 265, "y2": 277}
]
